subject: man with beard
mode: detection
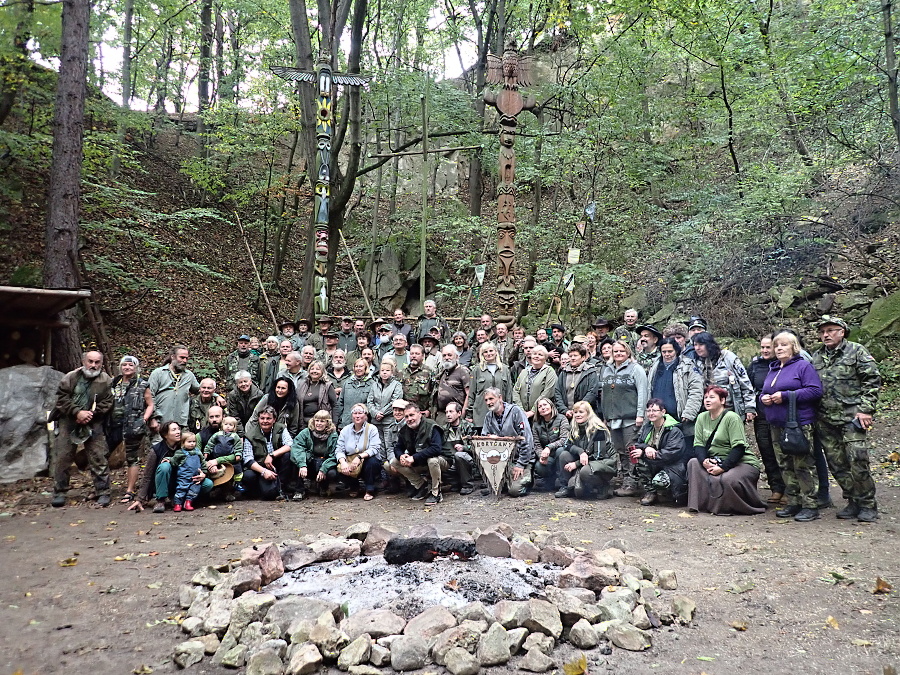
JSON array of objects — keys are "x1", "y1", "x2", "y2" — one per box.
[
  {"x1": 50, "y1": 350, "x2": 114, "y2": 507},
  {"x1": 226, "y1": 370, "x2": 263, "y2": 434},
  {"x1": 435, "y1": 344, "x2": 470, "y2": 425},
  {"x1": 148, "y1": 345, "x2": 201, "y2": 430},
  {"x1": 198, "y1": 405, "x2": 224, "y2": 452},
  {"x1": 188, "y1": 378, "x2": 227, "y2": 434},
  {"x1": 480, "y1": 387, "x2": 534, "y2": 497},
  {"x1": 222, "y1": 334, "x2": 261, "y2": 389},
  {"x1": 391, "y1": 402, "x2": 449, "y2": 505},
  {"x1": 400, "y1": 344, "x2": 435, "y2": 416}
]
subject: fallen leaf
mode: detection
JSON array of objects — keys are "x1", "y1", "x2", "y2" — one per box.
[
  {"x1": 562, "y1": 652, "x2": 587, "y2": 675},
  {"x1": 888, "y1": 451, "x2": 900, "y2": 462},
  {"x1": 147, "y1": 582, "x2": 162, "y2": 589},
  {"x1": 724, "y1": 533, "x2": 735, "y2": 538},
  {"x1": 825, "y1": 615, "x2": 840, "y2": 629},
  {"x1": 873, "y1": 577, "x2": 893, "y2": 594},
  {"x1": 250, "y1": 538, "x2": 263, "y2": 543},
  {"x1": 642, "y1": 519, "x2": 654, "y2": 524},
  {"x1": 678, "y1": 512, "x2": 694, "y2": 518},
  {"x1": 148, "y1": 551, "x2": 159, "y2": 556},
  {"x1": 133, "y1": 666, "x2": 153, "y2": 674},
  {"x1": 727, "y1": 580, "x2": 755, "y2": 594},
  {"x1": 859, "y1": 609, "x2": 873, "y2": 615},
  {"x1": 730, "y1": 621, "x2": 748, "y2": 631},
  {"x1": 697, "y1": 655, "x2": 715, "y2": 661},
  {"x1": 58, "y1": 557, "x2": 78, "y2": 567},
  {"x1": 851, "y1": 639, "x2": 873, "y2": 646}
]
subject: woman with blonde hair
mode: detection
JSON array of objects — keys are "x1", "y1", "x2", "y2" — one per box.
[
  {"x1": 555, "y1": 401, "x2": 617, "y2": 499},
  {"x1": 289, "y1": 410, "x2": 339, "y2": 500},
  {"x1": 470, "y1": 342, "x2": 512, "y2": 428}
]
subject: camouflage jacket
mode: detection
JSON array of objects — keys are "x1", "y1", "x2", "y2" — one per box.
[
  {"x1": 400, "y1": 363, "x2": 435, "y2": 413},
  {"x1": 187, "y1": 395, "x2": 224, "y2": 434},
  {"x1": 414, "y1": 315, "x2": 451, "y2": 344},
  {"x1": 442, "y1": 418, "x2": 474, "y2": 456},
  {"x1": 613, "y1": 326, "x2": 638, "y2": 348},
  {"x1": 811, "y1": 339, "x2": 881, "y2": 425},
  {"x1": 222, "y1": 350, "x2": 260, "y2": 389},
  {"x1": 636, "y1": 348, "x2": 659, "y2": 374}
]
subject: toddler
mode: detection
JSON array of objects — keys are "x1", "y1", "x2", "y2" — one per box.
[
  {"x1": 205, "y1": 416, "x2": 244, "y2": 496},
  {"x1": 171, "y1": 432, "x2": 203, "y2": 511}
]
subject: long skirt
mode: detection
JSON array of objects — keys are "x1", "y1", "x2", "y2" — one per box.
[{"x1": 687, "y1": 458, "x2": 766, "y2": 515}]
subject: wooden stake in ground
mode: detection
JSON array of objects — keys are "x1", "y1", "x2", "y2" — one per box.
[
  {"x1": 338, "y1": 228, "x2": 376, "y2": 321},
  {"x1": 234, "y1": 212, "x2": 278, "y2": 332}
]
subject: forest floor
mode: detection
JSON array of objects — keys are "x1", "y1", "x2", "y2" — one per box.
[{"x1": 2, "y1": 415, "x2": 900, "y2": 675}]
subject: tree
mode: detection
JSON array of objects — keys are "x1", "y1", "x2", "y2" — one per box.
[{"x1": 44, "y1": 0, "x2": 90, "y2": 372}]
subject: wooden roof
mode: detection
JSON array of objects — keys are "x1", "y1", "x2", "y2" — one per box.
[{"x1": 0, "y1": 286, "x2": 91, "y2": 324}]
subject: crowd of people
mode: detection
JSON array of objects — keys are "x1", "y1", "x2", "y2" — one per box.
[{"x1": 49, "y1": 301, "x2": 883, "y2": 523}]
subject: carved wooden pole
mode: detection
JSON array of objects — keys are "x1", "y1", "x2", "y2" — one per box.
[{"x1": 483, "y1": 42, "x2": 536, "y2": 324}]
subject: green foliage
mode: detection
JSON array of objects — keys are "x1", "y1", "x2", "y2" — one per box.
[{"x1": 8, "y1": 263, "x2": 42, "y2": 287}]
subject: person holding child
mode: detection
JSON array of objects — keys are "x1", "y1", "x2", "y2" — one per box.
[{"x1": 204, "y1": 415, "x2": 244, "y2": 498}]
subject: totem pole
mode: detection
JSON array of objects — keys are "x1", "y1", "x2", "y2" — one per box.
[
  {"x1": 484, "y1": 41, "x2": 536, "y2": 324},
  {"x1": 271, "y1": 54, "x2": 369, "y2": 317}
]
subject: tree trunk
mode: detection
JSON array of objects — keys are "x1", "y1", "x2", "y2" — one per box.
[
  {"x1": 110, "y1": 0, "x2": 133, "y2": 178},
  {"x1": 0, "y1": 0, "x2": 34, "y2": 127},
  {"x1": 198, "y1": 0, "x2": 213, "y2": 121},
  {"x1": 44, "y1": 0, "x2": 90, "y2": 373},
  {"x1": 885, "y1": 0, "x2": 900, "y2": 149}
]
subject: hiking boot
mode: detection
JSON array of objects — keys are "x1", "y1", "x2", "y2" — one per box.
[
  {"x1": 153, "y1": 500, "x2": 165, "y2": 513},
  {"x1": 97, "y1": 494, "x2": 111, "y2": 507},
  {"x1": 817, "y1": 496, "x2": 834, "y2": 509},
  {"x1": 640, "y1": 492, "x2": 658, "y2": 506},
  {"x1": 480, "y1": 487, "x2": 494, "y2": 496},
  {"x1": 51, "y1": 493, "x2": 66, "y2": 508},
  {"x1": 459, "y1": 486, "x2": 474, "y2": 495},
  {"x1": 173, "y1": 503, "x2": 182, "y2": 512},
  {"x1": 793, "y1": 508, "x2": 820, "y2": 522},
  {"x1": 857, "y1": 507, "x2": 879, "y2": 523},
  {"x1": 424, "y1": 491, "x2": 443, "y2": 506},
  {"x1": 291, "y1": 492, "x2": 305, "y2": 501},
  {"x1": 836, "y1": 502, "x2": 860, "y2": 519},
  {"x1": 775, "y1": 505, "x2": 802, "y2": 518},
  {"x1": 555, "y1": 487, "x2": 573, "y2": 499},
  {"x1": 411, "y1": 483, "x2": 431, "y2": 500},
  {"x1": 183, "y1": 500, "x2": 194, "y2": 511},
  {"x1": 613, "y1": 485, "x2": 641, "y2": 498}
]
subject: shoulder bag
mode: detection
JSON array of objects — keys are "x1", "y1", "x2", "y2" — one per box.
[{"x1": 779, "y1": 391, "x2": 810, "y2": 456}]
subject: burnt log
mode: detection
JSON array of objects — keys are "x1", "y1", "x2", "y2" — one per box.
[{"x1": 383, "y1": 537, "x2": 478, "y2": 565}]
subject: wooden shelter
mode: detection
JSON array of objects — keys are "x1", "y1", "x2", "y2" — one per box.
[{"x1": 0, "y1": 286, "x2": 91, "y2": 368}]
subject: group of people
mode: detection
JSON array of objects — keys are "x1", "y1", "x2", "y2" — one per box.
[{"x1": 49, "y1": 301, "x2": 882, "y2": 523}]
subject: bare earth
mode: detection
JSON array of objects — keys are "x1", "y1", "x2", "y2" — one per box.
[{"x1": 2, "y1": 419, "x2": 900, "y2": 675}]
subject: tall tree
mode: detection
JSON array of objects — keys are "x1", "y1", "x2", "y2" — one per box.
[{"x1": 44, "y1": 0, "x2": 90, "y2": 372}]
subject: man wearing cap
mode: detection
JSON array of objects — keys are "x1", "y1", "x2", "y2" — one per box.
[
  {"x1": 222, "y1": 335, "x2": 261, "y2": 389},
  {"x1": 296, "y1": 318, "x2": 313, "y2": 345},
  {"x1": 687, "y1": 316, "x2": 708, "y2": 339},
  {"x1": 376, "y1": 324, "x2": 395, "y2": 360},
  {"x1": 415, "y1": 300, "x2": 451, "y2": 344},
  {"x1": 279, "y1": 320, "x2": 303, "y2": 351},
  {"x1": 385, "y1": 332, "x2": 411, "y2": 372},
  {"x1": 613, "y1": 309, "x2": 640, "y2": 348},
  {"x1": 321, "y1": 330, "x2": 340, "y2": 369},
  {"x1": 307, "y1": 316, "x2": 334, "y2": 352},
  {"x1": 546, "y1": 323, "x2": 570, "y2": 370},
  {"x1": 635, "y1": 324, "x2": 662, "y2": 373},
  {"x1": 391, "y1": 308, "x2": 413, "y2": 342},
  {"x1": 811, "y1": 316, "x2": 882, "y2": 522},
  {"x1": 337, "y1": 317, "x2": 357, "y2": 352},
  {"x1": 420, "y1": 332, "x2": 443, "y2": 372}
]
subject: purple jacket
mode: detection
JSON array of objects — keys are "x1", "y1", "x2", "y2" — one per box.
[{"x1": 760, "y1": 356, "x2": 823, "y2": 427}]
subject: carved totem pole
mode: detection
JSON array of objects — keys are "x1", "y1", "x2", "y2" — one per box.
[
  {"x1": 271, "y1": 54, "x2": 369, "y2": 317},
  {"x1": 484, "y1": 41, "x2": 536, "y2": 324}
]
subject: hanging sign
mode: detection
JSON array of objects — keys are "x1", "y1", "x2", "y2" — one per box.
[
  {"x1": 474, "y1": 264, "x2": 486, "y2": 285},
  {"x1": 584, "y1": 201, "x2": 596, "y2": 222},
  {"x1": 564, "y1": 272, "x2": 575, "y2": 293},
  {"x1": 567, "y1": 248, "x2": 581, "y2": 264},
  {"x1": 574, "y1": 221, "x2": 586, "y2": 238}
]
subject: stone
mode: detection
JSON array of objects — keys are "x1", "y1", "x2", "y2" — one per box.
[
  {"x1": 459, "y1": 619, "x2": 489, "y2": 633},
  {"x1": 621, "y1": 574, "x2": 643, "y2": 594},
  {"x1": 558, "y1": 555, "x2": 620, "y2": 592},
  {"x1": 620, "y1": 565, "x2": 644, "y2": 581},
  {"x1": 309, "y1": 623, "x2": 350, "y2": 660},
  {"x1": 476, "y1": 622, "x2": 510, "y2": 666},
  {"x1": 361, "y1": 524, "x2": 400, "y2": 555},
  {"x1": 404, "y1": 605, "x2": 457, "y2": 639},
  {"x1": 568, "y1": 619, "x2": 599, "y2": 649},
  {"x1": 531, "y1": 530, "x2": 570, "y2": 548},
  {"x1": 596, "y1": 548, "x2": 625, "y2": 569},
  {"x1": 348, "y1": 666, "x2": 382, "y2": 675},
  {"x1": 544, "y1": 586, "x2": 589, "y2": 626},
  {"x1": 203, "y1": 598, "x2": 234, "y2": 636},
  {"x1": 173, "y1": 640, "x2": 206, "y2": 668},
  {"x1": 389, "y1": 635, "x2": 428, "y2": 671},
  {"x1": 282, "y1": 546, "x2": 318, "y2": 572},
  {"x1": 268, "y1": 597, "x2": 342, "y2": 636},
  {"x1": 187, "y1": 589, "x2": 211, "y2": 619},
  {"x1": 245, "y1": 647, "x2": 283, "y2": 675},
  {"x1": 195, "y1": 633, "x2": 220, "y2": 655},
  {"x1": 454, "y1": 601, "x2": 494, "y2": 624},
  {"x1": 623, "y1": 552, "x2": 654, "y2": 580},
  {"x1": 192, "y1": 565, "x2": 223, "y2": 588},
  {"x1": 444, "y1": 646, "x2": 480, "y2": 675},
  {"x1": 342, "y1": 609, "x2": 407, "y2": 640},
  {"x1": 599, "y1": 587, "x2": 638, "y2": 610},
  {"x1": 487, "y1": 522, "x2": 515, "y2": 538},
  {"x1": 255, "y1": 639, "x2": 288, "y2": 660},
  {"x1": 0, "y1": 365, "x2": 62, "y2": 483},
  {"x1": 180, "y1": 583, "x2": 200, "y2": 609},
  {"x1": 817, "y1": 294, "x2": 835, "y2": 314},
  {"x1": 220, "y1": 644, "x2": 248, "y2": 667},
  {"x1": 369, "y1": 643, "x2": 390, "y2": 667},
  {"x1": 538, "y1": 545, "x2": 577, "y2": 567},
  {"x1": 656, "y1": 569, "x2": 678, "y2": 590},
  {"x1": 286, "y1": 643, "x2": 322, "y2": 675},
  {"x1": 519, "y1": 648, "x2": 554, "y2": 672},
  {"x1": 605, "y1": 623, "x2": 651, "y2": 651},
  {"x1": 523, "y1": 632, "x2": 554, "y2": 655},
  {"x1": 230, "y1": 565, "x2": 263, "y2": 595},
  {"x1": 241, "y1": 542, "x2": 285, "y2": 586},
  {"x1": 523, "y1": 599, "x2": 562, "y2": 639},
  {"x1": 375, "y1": 635, "x2": 400, "y2": 649},
  {"x1": 560, "y1": 587, "x2": 596, "y2": 604},
  {"x1": 672, "y1": 596, "x2": 696, "y2": 624},
  {"x1": 510, "y1": 535, "x2": 541, "y2": 561},
  {"x1": 631, "y1": 605, "x2": 652, "y2": 630},
  {"x1": 475, "y1": 530, "x2": 510, "y2": 557},
  {"x1": 597, "y1": 599, "x2": 633, "y2": 624},
  {"x1": 181, "y1": 616, "x2": 205, "y2": 636},
  {"x1": 231, "y1": 591, "x2": 277, "y2": 633},
  {"x1": 211, "y1": 633, "x2": 238, "y2": 665},
  {"x1": 308, "y1": 538, "x2": 362, "y2": 562},
  {"x1": 338, "y1": 634, "x2": 372, "y2": 670},
  {"x1": 432, "y1": 625, "x2": 481, "y2": 665},
  {"x1": 240, "y1": 622, "x2": 281, "y2": 651},
  {"x1": 600, "y1": 538, "x2": 629, "y2": 552},
  {"x1": 506, "y1": 626, "x2": 529, "y2": 655},
  {"x1": 344, "y1": 522, "x2": 372, "y2": 541},
  {"x1": 407, "y1": 523, "x2": 438, "y2": 537},
  {"x1": 619, "y1": 288, "x2": 648, "y2": 311},
  {"x1": 493, "y1": 600, "x2": 529, "y2": 629},
  {"x1": 580, "y1": 604, "x2": 604, "y2": 624},
  {"x1": 640, "y1": 584, "x2": 658, "y2": 604}
]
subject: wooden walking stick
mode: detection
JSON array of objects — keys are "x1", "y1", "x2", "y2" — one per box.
[{"x1": 234, "y1": 211, "x2": 278, "y2": 333}]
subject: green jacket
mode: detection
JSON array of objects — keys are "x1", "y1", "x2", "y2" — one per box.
[
  {"x1": 222, "y1": 350, "x2": 261, "y2": 389},
  {"x1": 334, "y1": 375, "x2": 373, "y2": 428},
  {"x1": 470, "y1": 362, "x2": 513, "y2": 427},
  {"x1": 290, "y1": 428, "x2": 338, "y2": 474},
  {"x1": 188, "y1": 395, "x2": 224, "y2": 434},
  {"x1": 52, "y1": 368, "x2": 114, "y2": 422},
  {"x1": 513, "y1": 364, "x2": 558, "y2": 414},
  {"x1": 400, "y1": 364, "x2": 435, "y2": 414},
  {"x1": 811, "y1": 339, "x2": 881, "y2": 425},
  {"x1": 245, "y1": 420, "x2": 289, "y2": 464},
  {"x1": 171, "y1": 445, "x2": 204, "y2": 469},
  {"x1": 442, "y1": 418, "x2": 474, "y2": 456}
]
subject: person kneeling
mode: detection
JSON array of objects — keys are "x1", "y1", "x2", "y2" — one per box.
[
  {"x1": 555, "y1": 401, "x2": 616, "y2": 499},
  {"x1": 242, "y1": 406, "x2": 294, "y2": 500},
  {"x1": 391, "y1": 403, "x2": 448, "y2": 505},
  {"x1": 335, "y1": 403, "x2": 383, "y2": 500},
  {"x1": 630, "y1": 399, "x2": 688, "y2": 506},
  {"x1": 290, "y1": 410, "x2": 339, "y2": 500}
]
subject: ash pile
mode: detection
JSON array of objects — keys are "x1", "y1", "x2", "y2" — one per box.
[{"x1": 172, "y1": 522, "x2": 697, "y2": 674}]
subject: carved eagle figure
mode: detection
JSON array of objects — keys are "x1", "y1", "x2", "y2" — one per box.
[
  {"x1": 485, "y1": 42, "x2": 534, "y2": 89},
  {"x1": 270, "y1": 65, "x2": 370, "y2": 86}
]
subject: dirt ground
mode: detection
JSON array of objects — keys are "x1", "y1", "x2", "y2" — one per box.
[{"x1": 2, "y1": 421, "x2": 900, "y2": 675}]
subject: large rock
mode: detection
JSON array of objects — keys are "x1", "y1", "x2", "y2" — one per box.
[
  {"x1": 286, "y1": 643, "x2": 322, "y2": 675},
  {"x1": 605, "y1": 623, "x2": 651, "y2": 651},
  {"x1": 672, "y1": 595, "x2": 696, "y2": 624},
  {"x1": 597, "y1": 598, "x2": 633, "y2": 624},
  {"x1": 510, "y1": 535, "x2": 540, "y2": 561},
  {"x1": 568, "y1": 619, "x2": 599, "y2": 649},
  {"x1": 475, "y1": 530, "x2": 510, "y2": 557},
  {"x1": 523, "y1": 632, "x2": 554, "y2": 655},
  {"x1": 538, "y1": 545, "x2": 577, "y2": 567},
  {"x1": 281, "y1": 546, "x2": 318, "y2": 572},
  {"x1": 494, "y1": 600, "x2": 529, "y2": 628},
  {"x1": 219, "y1": 644, "x2": 248, "y2": 667},
  {"x1": 523, "y1": 599, "x2": 562, "y2": 639},
  {"x1": 344, "y1": 522, "x2": 371, "y2": 541},
  {"x1": 240, "y1": 621, "x2": 281, "y2": 651},
  {"x1": 519, "y1": 648, "x2": 554, "y2": 672},
  {"x1": 432, "y1": 625, "x2": 481, "y2": 665},
  {"x1": 195, "y1": 633, "x2": 220, "y2": 655},
  {"x1": 0, "y1": 365, "x2": 62, "y2": 483},
  {"x1": 454, "y1": 601, "x2": 494, "y2": 624},
  {"x1": 404, "y1": 605, "x2": 457, "y2": 639},
  {"x1": 369, "y1": 643, "x2": 390, "y2": 667},
  {"x1": 173, "y1": 640, "x2": 206, "y2": 668},
  {"x1": 390, "y1": 635, "x2": 428, "y2": 671},
  {"x1": 253, "y1": 639, "x2": 288, "y2": 660},
  {"x1": 337, "y1": 634, "x2": 372, "y2": 670},
  {"x1": 203, "y1": 597, "x2": 234, "y2": 636},
  {"x1": 241, "y1": 542, "x2": 285, "y2": 585},
  {"x1": 230, "y1": 565, "x2": 263, "y2": 595},
  {"x1": 656, "y1": 569, "x2": 678, "y2": 590},
  {"x1": 192, "y1": 566, "x2": 223, "y2": 587},
  {"x1": 361, "y1": 524, "x2": 400, "y2": 555},
  {"x1": 341, "y1": 609, "x2": 406, "y2": 639},
  {"x1": 599, "y1": 587, "x2": 638, "y2": 610},
  {"x1": 246, "y1": 647, "x2": 283, "y2": 675},
  {"x1": 531, "y1": 530, "x2": 570, "y2": 548},
  {"x1": 308, "y1": 538, "x2": 361, "y2": 562},
  {"x1": 477, "y1": 622, "x2": 510, "y2": 666},
  {"x1": 444, "y1": 646, "x2": 480, "y2": 675},
  {"x1": 506, "y1": 627, "x2": 529, "y2": 655},
  {"x1": 860, "y1": 291, "x2": 900, "y2": 358},
  {"x1": 231, "y1": 592, "x2": 277, "y2": 633},
  {"x1": 181, "y1": 616, "x2": 204, "y2": 636},
  {"x1": 267, "y1": 597, "x2": 342, "y2": 636},
  {"x1": 544, "y1": 586, "x2": 589, "y2": 626},
  {"x1": 309, "y1": 623, "x2": 350, "y2": 660},
  {"x1": 558, "y1": 555, "x2": 620, "y2": 591}
]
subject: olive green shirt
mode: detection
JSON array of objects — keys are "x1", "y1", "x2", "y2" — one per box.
[{"x1": 694, "y1": 410, "x2": 760, "y2": 470}]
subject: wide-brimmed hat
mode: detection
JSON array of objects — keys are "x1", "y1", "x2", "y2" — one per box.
[
  {"x1": 636, "y1": 324, "x2": 663, "y2": 341},
  {"x1": 816, "y1": 315, "x2": 849, "y2": 331},
  {"x1": 296, "y1": 318, "x2": 313, "y2": 329},
  {"x1": 591, "y1": 316, "x2": 611, "y2": 328},
  {"x1": 278, "y1": 320, "x2": 297, "y2": 331},
  {"x1": 688, "y1": 315, "x2": 707, "y2": 331},
  {"x1": 420, "y1": 334, "x2": 440, "y2": 346},
  {"x1": 209, "y1": 462, "x2": 235, "y2": 486},
  {"x1": 317, "y1": 315, "x2": 334, "y2": 325}
]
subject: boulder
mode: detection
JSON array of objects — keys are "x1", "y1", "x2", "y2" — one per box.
[
  {"x1": 494, "y1": 600, "x2": 529, "y2": 628},
  {"x1": 444, "y1": 646, "x2": 480, "y2": 675},
  {"x1": 605, "y1": 623, "x2": 651, "y2": 651},
  {"x1": 522, "y1": 632, "x2": 554, "y2": 655},
  {"x1": 342, "y1": 609, "x2": 406, "y2": 640},
  {"x1": 475, "y1": 530, "x2": 510, "y2": 557},
  {"x1": 522, "y1": 599, "x2": 562, "y2": 639},
  {"x1": 173, "y1": 640, "x2": 205, "y2": 668},
  {"x1": 623, "y1": 552, "x2": 654, "y2": 580},
  {"x1": 431, "y1": 625, "x2": 481, "y2": 665},
  {"x1": 195, "y1": 633, "x2": 220, "y2": 655},
  {"x1": 543, "y1": 586, "x2": 589, "y2": 626},
  {"x1": 240, "y1": 543, "x2": 285, "y2": 585},
  {"x1": 656, "y1": 569, "x2": 677, "y2": 590},
  {"x1": 558, "y1": 555, "x2": 619, "y2": 591},
  {"x1": 600, "y1": 538, "x2": 629, "y2": 552},
  {"x1": 192, "y1": 565, "x2": 223, "y2": 587},
  {"x1": 267, "y1": 597, "x2": 342, "y2": 636},
  {"x1": 559, "y1": 587, "x2": 595, "y2": 604},
  {"x1": 337, "y1": 634, "x2": 372, "y2": 670},
  {"x1": 203, "y1": 597, "x2": 234, "y2": 636},
  {"x1": 219, "y1": 644, "x2": 248, "y2": 668},
  {"x1": 519, "y1": 648, "x2": 554, "y2": 672},
  {"x1": 672, "y1": 595, "x2": 696, "y2": 624},
  {"x1": 344, "y1": 522, "x2": 371, "y2": 541},
  {"x1": 459, "y1": 619, "x2": 489, "y2": 634},
  {"x1": 281, "y1": 546, "x2": 318, "y2": 572},
  {"x1": 230, "y1": 591, "x2": 276, "y2": 633},
  {"x1": 230, "y1": 565, "x2": 263, "y2": 595},
  {"x1": 309, "y1": 623, "x2": 350, "y2": 660},
  {"x1": 0, "y1": 365, "x2": 62, "y2": 483},
  {"x1": 187, "y1": 589, "x2": 211, "y2": 619},
  {"x1": 179, "y1": 583, "x2": 200, "y2": 609},
  {"x1": 599, "y1": 587, "x2": 638, "y2": 610},
  {"x1": 476, "y1": 622, "x2": 510, "y2": 666},
  {"x1": 181, "y1": 616, "x2": 205, "y2": 636},
  {"x1": 211, "y1": 633, "x2": 238, "y2": 666},
  {"x1": 531, "y1": 530, "x2": 570, "y2": 548},
  {"x1": 307, "y1": 538, "x2": 361, "y2": 562},
  {"x1": 361, "y1": 524, "x2": 400, "y2": 555},
  {"x1": 286, "y1": 643, "x2": 322, "y2": 675},
  {"x1": 506, "y1": 627, "x2": 529, "y2": 655},
  {"x1": 597, "y1": 598, "x2": 633, "y2": 624},
  {"x1": 240, "y1": 622, "x2": 281, "y2": 650},
  {"x1": 632, "y1": 605, "x2": 652, "y2": 630},
  {"x1": 860, "y1": 290, "x2": 900, "y2": 358},
  {"x1": 253, "y1": 639, "x2": 287, "y2": 660},
  {"x1": 510, "y1": 535, "x2": 540, "y2": 561},
  {"x1": 568, "y1": 619, "x2": 599, "y2": 649},
  {"x1": 245, "y1": 647, "x2": 283, "y2": 675},
  {"x1": 538, "y1": 545, "x2": 577, "y2": 567},
  {"x1": 348, "y1": 666, "x2": 382, "y2": 675},
  {"x1": 404, "y1": 605, "x2": 457, "y2": 639},
  {"x1": 369, "y1": 643, "x2": 390, "y2": 667},
  {"x1": 454, "y1": 601, "x2": 494, "y2": 625},
  {"x1": 390, "y1": 635, "x2": 428, "y2": 671}
]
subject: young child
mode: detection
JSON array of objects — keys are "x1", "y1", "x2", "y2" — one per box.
[
  {"x1": 171, "y1": 432, "x2": 204, "y2": 512},
  {"x1": 205, "y1": 416, "x2": 244, "y2": 497}
]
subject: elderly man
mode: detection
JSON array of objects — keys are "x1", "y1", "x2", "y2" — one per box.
[
  {"x1": 435, "y1": 344, "x2": 471, "y2": 425},
  {"x1": 635, "y1": 324, "x2": 662, "y2": 373},
  {"x1": 279, "y1": 320, "x2": 303, "y2": 350},
  {"x1": 337, "y1": 317, "x2": 357, "y2": 352},
  {"x1": 421, "y1": 332, "x2": 443, "y2": 371},
  {"x1": 510, "y1": 335, "x2": 536, "y2": 381},
  {"x1": 226, "y1": 370, "x2": 263, "y2": 434},
  {"x1": 375, "y1": 324, "x2": 395, "y2": 359},
  {"x1": 415, "y1": 300, "x2": 451, "y2": 344},
  {"x1": 494, "y1": 322, "x2": 513, "y2": 362},
  {"x1": 401, "y1": 344, "x2": 434, "y2": 415},
  {"x1": 391, "y1": 402, "x2": 449, "y2": 505},
  {"x1": 300, "y1": 344, "x2": 317, "y2": 370},
  {"x1": 148, "y1": 344, "x2": 201, "y2": 430},
  {"x1": 481, "y1": 387, "x2": 534, "y2": 497},
  {"x1": 277, "y1": 351, "x2": 306, "y2": 389},
  {"x1": 613, "y1": 309, "x2": 640, "y2": 347},
  {"x1": 391, "y1": 308, "x2": 413, "y2": 342},
  {"x1": 513, "y1": 345, "x2": 558, "y2": 419},
  {"x1": 188, "y1": 378, "x2": 227, "y2": 433},
  {"x1": 223, "y1": 334, "x2": 261, "y2": 389},
  {"x1": 385, "y1": 333, "x2": 411, "y2": 372},
  {"x1": 50, "y1": 350, "x2": 114, "y2": 507},
  {"x1": 469, "y1": 313, "x2": 496, "y2": 344},
  {"x1": 811, "y1": 316, "x2": 882, "y2": 523}
]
